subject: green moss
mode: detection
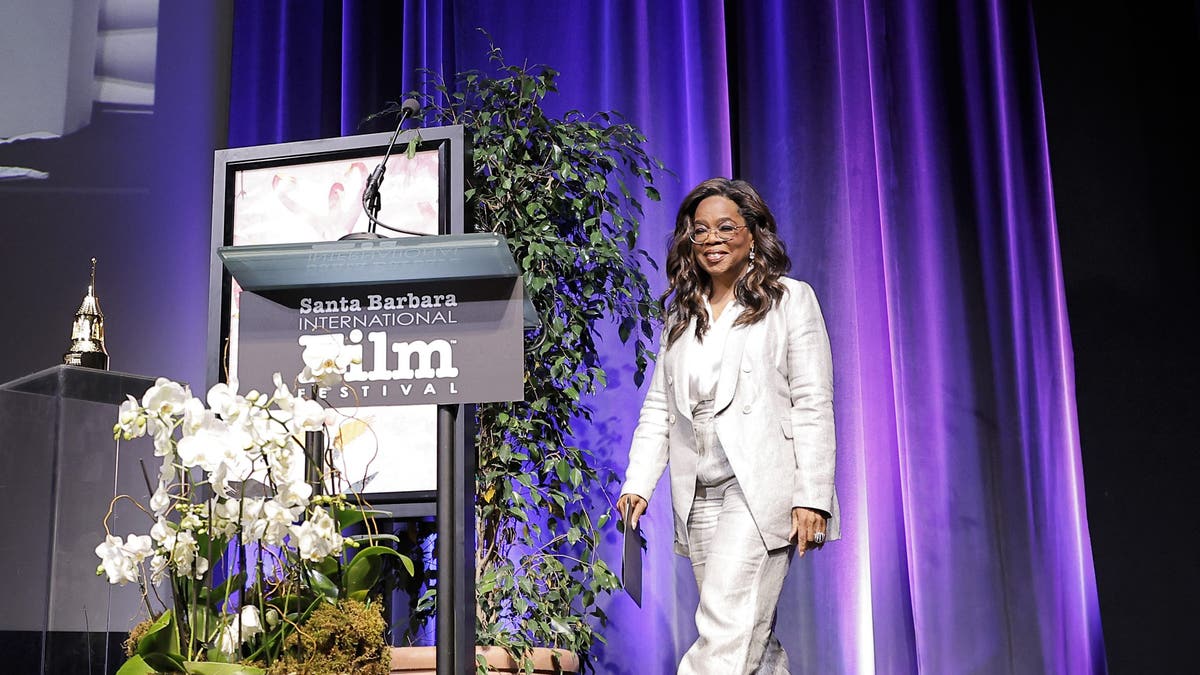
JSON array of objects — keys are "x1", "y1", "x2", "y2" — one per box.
[{"x1": 264, "y1": 599, "x2": 390, "y2": 675}]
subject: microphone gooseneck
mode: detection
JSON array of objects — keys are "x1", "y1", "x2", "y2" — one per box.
[{"x1": 346, "y1": 98, "x2": 425, "y2": 240}]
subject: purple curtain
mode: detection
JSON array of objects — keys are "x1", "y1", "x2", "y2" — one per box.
[{"x1": 228, "y1": 1, "x2": 1104, "y2": 672}]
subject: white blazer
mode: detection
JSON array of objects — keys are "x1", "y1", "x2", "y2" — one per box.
[{"x1": 621, "y1": 278, "x2": 840, "y2": 555}]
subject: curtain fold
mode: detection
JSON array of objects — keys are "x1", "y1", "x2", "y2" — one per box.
[{"x1": 227, "y1": 1, "x2": 1104, "y2": 672}]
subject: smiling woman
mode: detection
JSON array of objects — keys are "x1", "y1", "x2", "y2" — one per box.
[
  {"x1": 690, "y1": 195, "x2": 753, "y2": 296},
  {"x1": 617, "y1": 177, "x2": 839, "y2": 674}
]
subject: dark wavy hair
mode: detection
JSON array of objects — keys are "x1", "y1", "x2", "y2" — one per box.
[{"x1": 663, "y1": 178, "x2": 791, "y2": 347}]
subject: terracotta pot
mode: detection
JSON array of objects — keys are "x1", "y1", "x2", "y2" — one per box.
[{"x1": 390, "y1": 646, "x2": 580, "y2": 674}]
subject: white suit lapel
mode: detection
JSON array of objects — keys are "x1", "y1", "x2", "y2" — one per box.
[
  {"x1": 712, "y1": 322, "x2": 749, "y2": 415},
  {"x1": 669, "y1": 321, "x2": 693, "y2": 420}
]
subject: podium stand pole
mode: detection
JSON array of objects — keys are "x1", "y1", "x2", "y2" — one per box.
[{"x1": 436, "y1": 403, "x2": 474, "y2": 673}]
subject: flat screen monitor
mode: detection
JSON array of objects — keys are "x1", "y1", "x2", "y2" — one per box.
[{"x1": 207, "y1": 126, "x2": 468, "y2": 505}]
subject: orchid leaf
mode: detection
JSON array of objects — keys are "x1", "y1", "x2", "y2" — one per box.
[
  {"x1": 135, "y1": 610, "x2": 180, "y2": 658},
  {"x1": 346, "y1": 532, "x2": 401, "y2": 546},
  {"x1": 344, "y1": 545, "x2": 408, "y2": 594},
  {"x1": 142, "y1": 652, "x2": 187, "y2": 673},
  {"x1": 315, "y1": 556, "x2": 338, "y2": 577},
  {"x1": 344, "y1": 552, "x2": 382, "y2": 595},
  {"x1": 333, "y1": 506, "x2": 393, "y2": 531},
  {"x1": 307, "y1": 568, "x2": 339, "y2": 602},
  {"x1": 184, "y1": 662, "x2": 266, "y2": 675},
  {"x1": 114, "y1": 655, "x2": 156, "y2": 675},
  {"x1": 187, "y1": 605, "x2": 221, "y2": 644}
]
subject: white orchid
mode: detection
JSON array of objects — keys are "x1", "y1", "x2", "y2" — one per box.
[
  {"x1": 148, "y1": 553, "x2": 169, "y2": 585},
  {"x1": 211, "y1": 499, "x2": 242, "y2": 537},
  {"x1": 157, "y1": 456, "x2": 177, "y2": 484},
  {"x1": 168, "y1": 529, "x2": 208, "y2": 579},
  {"x1": 94, "y1": 534, "x2": 152, "y2": 585},
  {"x1": 142, "y1": 378, "x2": 190, "y2": 418},
  {"x1": 290, "y1": 506, "x2": 343, "y2": 562},
  {"x1": 149, "y1": 484, "x2": 172, "y2": 516},
  {"x1": 261, "y1": 499, "x2": 298, "y2": 547},
  {"x1": 151, "y1": 521, "x2": 203, "y2": 578},
  {"x1": 208, "y1": 440, "x2": 258, "y2": 499},
  {"x1": 289, "y1": 397, "x2": 329, "y2": 432},
  {"x1": 216, "y1": 605, "x2": 264, "y2": 656},
  {"x1": 237, "y1": 498, "x2": 268, "y2": 543},
  {"x1": 116, "y1": 395, "x2": 146, "y2": 439},
  {"x1": 176, "y1": 423, "x2": 231, "y2": 473},
  {"x1": 152, "y1": 432, "x2": 174, "y2": 457},
  {"x1": 272, "y1": 373, "x2": 292, "y2": 401},
  {"x1": 206, "y1": 381, "x2": 244, "y2": 419},
  {"x1": 182, "y1": 396, "x2": 214, "y2": 435},
  {"x1": 298, "y1": 335, "x2": 359, "y2": 387},
  {"x1": 274, "y1": 478, "x2": 312, "y2": 510}
]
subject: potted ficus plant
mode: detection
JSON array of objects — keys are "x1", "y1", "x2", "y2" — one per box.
[
  {"x1": 98, "y1": 342, "x2": 413, "y2": 675},
  {"x1": 387, "y1": 39, "x2": 664, "y2": 674}
]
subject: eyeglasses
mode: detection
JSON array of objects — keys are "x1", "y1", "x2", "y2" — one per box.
[{"x1": 689, "y1": 222, "x2": 748, "y2": 244}]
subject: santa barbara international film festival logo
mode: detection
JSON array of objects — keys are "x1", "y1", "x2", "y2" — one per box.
[{"x1": 296, "y1": 290, "x2": 461, "y2": 400}]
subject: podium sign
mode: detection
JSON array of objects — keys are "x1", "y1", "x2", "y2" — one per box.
[{"x1": 237, "y1": 278, "x2": 523, "y2": 406}]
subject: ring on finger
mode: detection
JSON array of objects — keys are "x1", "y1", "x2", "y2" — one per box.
[{"x1": 813, "y1": 531, "x2": 826, "y2": 545}]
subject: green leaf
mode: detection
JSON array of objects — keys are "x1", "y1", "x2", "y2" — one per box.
[
  {"x1": 184, "y1": 662, "x2": 266, "y2": 675},
  {"x1": 346, "y1": 532, "x2": 401, "y2": 546},
  {"x1": 551, "y1": 615, "x2": 575, "y2": 635},
  {"x1": 333, "y1": 506, "x2": 393, "y2": 531},
  {"x1": 136, "y1": 610, "x2": 180, "y2": 658},
  {"x1": 315, "y1": 556, "x2": 338, "y2": 578},
  {"x1": 114, "y1": 655, "x2": 156, "y2": 675},
  {"x1": 188, "y1": 605, "x2": 221, "y2": 644},
  {"x1": 307, "y1": 568, "x2": 339, "y2": 602},
  {"x1": 344, "y1": 545, "x2": 408, "y2": 593},
  {"x1": 142, "y1": 652, "x2": 187, "y2": 673}
]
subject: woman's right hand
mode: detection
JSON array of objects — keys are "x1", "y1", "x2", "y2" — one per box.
[{"x1": 616, "y1": 493, "x2": 648, "y2": 530}]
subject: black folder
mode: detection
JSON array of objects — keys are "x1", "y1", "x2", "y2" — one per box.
[{"x1": 621, "y1": 502, "x2": 644, "y2": 607}]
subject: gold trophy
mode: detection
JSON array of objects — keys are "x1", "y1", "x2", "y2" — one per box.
[{"x1": 63, "y1": 258, "x2": 109, "y2": 370}]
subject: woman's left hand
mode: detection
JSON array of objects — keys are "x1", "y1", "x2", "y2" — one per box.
[{"x1": 790, "y1": 507, "x2": 828, "y2": 557}]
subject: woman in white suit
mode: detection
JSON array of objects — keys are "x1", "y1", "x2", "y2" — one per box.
[{"x1": 618, "y1": 178, "x2": 839, "y2": 674}]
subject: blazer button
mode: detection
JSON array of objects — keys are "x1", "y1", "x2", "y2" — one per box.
[
  {"x1": 742, "y1": 364, "x2": 751, "y2": 373},
  {"x1": 667, "y1": 375, "x2": 674, "y2": 385},
  {"x1": 669, "y1": 414, "x2": 677, "y2": 424},
  {"x1": 742, "y1": 405, "x2": 752, "y2": 414}
]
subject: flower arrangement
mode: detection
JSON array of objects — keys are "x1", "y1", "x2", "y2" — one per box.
[{"x1": 98, "y1": 343, "x2": 409, "y2": 675}]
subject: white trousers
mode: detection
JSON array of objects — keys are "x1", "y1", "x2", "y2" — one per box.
[{"x1": 678, "y1": 407, "x2": 792, "y2": 674}]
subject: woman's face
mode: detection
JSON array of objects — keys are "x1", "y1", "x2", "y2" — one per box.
[{"x1": 691, "y1": 195, "x2": 753, "y2": 287}]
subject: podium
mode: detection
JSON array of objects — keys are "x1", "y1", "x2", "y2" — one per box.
[
  {"x1": 0, "y1": 365, "x2": 157, "y2": 675},
  {"x1": 218, "y1": 232, "x2": 530, "y2": 675}
]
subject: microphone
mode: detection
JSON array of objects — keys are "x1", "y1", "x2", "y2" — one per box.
[{"x1": 345, "y1": 98, "x2": 424, "y2": 240}]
